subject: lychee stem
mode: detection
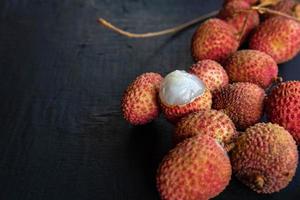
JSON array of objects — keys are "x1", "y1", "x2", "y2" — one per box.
[
  {"x1": 252, "y1": 6, "x2": 300, "y2": 22},
  {"x1": 98, "y1": 5, "x2": 300, "y2": 38},
  {"x1": 255, "y1": 175, "x2": 265, "y2": 189},
  {"x1": 98, "y1": 10, "x2": 218, "y2": 38}
]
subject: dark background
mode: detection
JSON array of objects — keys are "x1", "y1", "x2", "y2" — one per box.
[{"x1": 0, "y1": 0, "x2": 299, "y2": 199}]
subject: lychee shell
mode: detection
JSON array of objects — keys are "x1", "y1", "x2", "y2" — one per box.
[
  {"x1": 157, "y1": 135, "x2": 232, "y2": 200},
  {"x1": 231, "y1": 123, "x2": 298, "y2": 193},
  {"x1": 121, "y1": 72, "x2": 163, "y2": 125}
]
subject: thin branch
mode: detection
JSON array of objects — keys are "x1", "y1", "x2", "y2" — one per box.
[
  {"x1": 98, "y1": 10, "x2": 219, "y2": 38},
  {"x1": 252, "y1": 6, "x2": 300, "y2": 22}
]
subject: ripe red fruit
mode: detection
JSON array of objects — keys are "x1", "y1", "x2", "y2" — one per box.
[
  {"x1": 189, "y1": 60, "x2": 229, "y2": 92},
  {"x1": 224, "y1": 50, "x2": 278, "y2": 88},
  {"x1": 265, "y1": 81, "x2": 300, "y2": 144},
  {"x1": 218, "y1": 0, "x2": 260, "y2": 42},
  {"x1": 157, "y1": 135, "x2": 232, "y2": 200},
  {"x1": 213, "y1": 82, "x2": 265, "y2": 130},
  {"x1": 121, "y1": 72, "x2": 163, "y2": 125},
  {"x1": 191, "y1": 18, "x2": 239, "y2": 63},
  {"x1": 174, "y1": 110, "x2": 237, "y2": 146},
  {"x1": 249, "y1": 16, "x2": 300, "y2": 63}
]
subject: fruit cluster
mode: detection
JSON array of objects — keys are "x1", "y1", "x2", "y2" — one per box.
[{"x1": 121, "y1": 0, "x2": 300, "y2": 199}]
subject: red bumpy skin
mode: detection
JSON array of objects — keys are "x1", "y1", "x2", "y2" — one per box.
[
  {"x1": 160, "y1": 88, "x2": 212, "y2": 123},
  {"x1": 157, "y1": 135, "x2": 232, "y2": 200},
  {"x1": 121, "y1": 72, "x2": 163, "y2": 125},
  {"x1": 249, "y1": 16, "x2": 300, "y2": 64},
  {"x1": 224, "y1": 50, "x2": 278, "y2": 88},
  {"x1": 189, "y1": 60, "x2": 229, "y2": 93},
  {"x1": 265, "y1": 0, "x2": 299, "y2": 19},
  {"x1": 218, "y1": 0, "x2": 259, "y2": 43},
  {"x1": 265, "y1": 81, "x2": 300, "y2": 144},
  {"x1": 191, "y1": 18, "x2": 239, "y2": 63},
  {"x1": 174, "y1": 110, "x2": 237, "y2": 146},
  {"x1": 231, "y1": 123, "x2": 298, "y2": 193},
  {"x1": 213, "y1": 82, "x2": 265, "y2": 130}
]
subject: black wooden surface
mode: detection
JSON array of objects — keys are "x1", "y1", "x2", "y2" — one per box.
[{"x1": 0, "y1": 0, "x2": 300, "y2": 199}]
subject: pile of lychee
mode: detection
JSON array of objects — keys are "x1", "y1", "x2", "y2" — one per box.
[{"x1": 121, "y1": 0, "x2": 300, "y2": 199}]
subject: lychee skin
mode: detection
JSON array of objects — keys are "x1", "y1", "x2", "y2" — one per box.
[
  {"x1": 174, "y1": 110, "x2": 237, "y2": 145},
  {"x1": 224, "y1": 50, "x2": 278, "y2": 88},
  {"x1": 121, "y1": 72, "x2": 163, "y2": 125},
  {"x1": 218, "y1": 0, "x2": 259, "y2": 42},
  {"x1": 160, "y1": 89, "x2": 212, "y2": 123},
  {"x1": 213, "y1": 82, "x2": 265, "y2": 130},
  {"x1": 157, "y1": 135, "x2": 232, "y2": 200},
  {"x1": 265, "y1": 81, "x2": 300, "y2": 144},
  {"x1": 189, "y1": 60, "x2": 229, "y2": 93},
  {"x1": 249, "y1": 16, "x2": 300, "y2": 64},
  {"x1": 191, "y1": 18, "x2": 239, "y2": 63},
  {"x1": 265, "y1": 0, "x2": 298, "y2": 19},
  {"x1": 231, "y1": 123, "x2": 298, "y2": 194}
]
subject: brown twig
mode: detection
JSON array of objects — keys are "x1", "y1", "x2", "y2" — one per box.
[
  {"x1": 252, "y1": 6, "x2": 300, "y2": 22},
  {"x1": 98, "y1": 4, "x2": 300, "y2": 38},
  {"x1": 98, "y1": 10, "x2": 218, "y2": 38}
]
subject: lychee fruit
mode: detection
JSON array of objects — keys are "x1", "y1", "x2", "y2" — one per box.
[
  {"x1": 159, "y1": 70, "x2": 212, "y2": 123},
  {"x1": 191, "y1": 18, "x2": 239, "y2": 63},
  {"x1": 213, "y1": 82, "x2": 265, "y2": 130},
  {"x1": 121, "y1": 72, "x2": 163, "y2": 125},
  {"x1": 265, "y1": 0, "x2": 299, "y2": 19},
  {"x1": 265, "y1": 81, "x2": 300, "y2": 144},
  {"x1": 218, "y1": 0, "x2": 260, "y2": 42},
  {"x1": 157, "y1": 134, "x2": 232, "y2": 200},
  {"x1": 224, "y1": 50, "x2": 278, "y2": 88},
  {"x1": 189, "y1": 60, "x2": 229, "y2": 93},
  {"x1": 174, "y1": 110, "x2": 237, "y2": 146},
  {"x1": 231, "y1": 123, "x2": 298, "y2": 193},
  {"x1": 249, "y1": 16, "x2": 300, "y2": 63}
]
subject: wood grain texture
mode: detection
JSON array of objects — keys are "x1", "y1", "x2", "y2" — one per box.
[{"x1": 0, "y1": 0, "x2": 299, "y2": 199}]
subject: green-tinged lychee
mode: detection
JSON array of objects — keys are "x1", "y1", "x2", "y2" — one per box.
[
  {"x1": 265, "y1": 81, "x2": 300, "y2": 144},
  {"x1": 157, "y1": 135, "x2": 232, "y2": 200},
  {"x1": 174, "y1": 110, "x2": 237, "y2": 146},
  {"x1": 218, "y1": 0, "x2": 260, "y2": 42},
  {"x1": 121, "y1": 72, "x2": 163, "y2": 125},
  {"x1": 191, "y1": 18, "x2": 239, "y2": 63},
  {"x1": 249, "y1": 16, "x2": 300, "y2": 63},
  {"x1": 231, "y1": 123, "x2": 298, "y2": 193},
  {"x1": 224, "y1": 50, "x2": 278, "y2": 88},
  {"x1": 213, "y1": 82, "x2": 265, "y2": 130},
  {"x1": 189, "y1": 60, "x2": 229, "y2": 93},
  {"x1": 159, "y1": 70, "x2": 212, "y2": 123}
]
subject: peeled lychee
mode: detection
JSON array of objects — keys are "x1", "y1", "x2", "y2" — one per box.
[
  {"x1": 224, "y1": 50, "x2": 278, "y2": 88},
  {"x1": 157, "y1": 135, "x2": 232, "y2": 200},
  {"x1": 121, "y1": 72, "x2": 163, "y2": 125},
  {"x1": 159, "y1": 70, "x2": 212, "y2": 123},
  {"x1": 174, "y1": 110, "x2": 237, "y2": 146},
  {"x1": 231, "y1": 123, "x2": 298, "y2": 193},
  {"x1": 191, "y1": 18, "x2": 239, "y2": 63},
  {"x1": 265, "y1": 81, "x2": 300, "y2": 144},
  {"x1": 218, "y1": 0, "x2": 259, "y2": 42},
  {"x1": 213, "y1": 82, "x2": 265, "y2": 130},
  {"x1": 249, "y1": 16, "x2": 300, "y2": 63},
  {"x1": 189, "y1": 60, "x2": 229, "y2": 93}
]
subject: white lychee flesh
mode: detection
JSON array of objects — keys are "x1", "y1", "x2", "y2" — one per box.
[{"x1": 159, "y1": 70, "x2": 206, "y2": 106}]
